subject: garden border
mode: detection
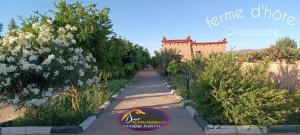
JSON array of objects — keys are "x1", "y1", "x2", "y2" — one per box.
[
  {"x1": 160, "y1": 76, "x2": 300, "y2": 134},
  {"x1": 0, "y1": 83, "x2": 130, "y2": 135}
]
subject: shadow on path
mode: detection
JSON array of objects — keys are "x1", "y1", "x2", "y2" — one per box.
[{"x1": 82, "y1": 70, "x2": 204, "y2": 135}]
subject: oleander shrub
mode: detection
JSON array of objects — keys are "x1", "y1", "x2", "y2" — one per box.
[
  {"x1": 191, "y1": 53, "x2": 292, "y2": 126},
  {"x1": 0, "y1": 20, "x2": 100, "y2": 108},
  {"x1": 0, "y1": 78, "x2": 128, "y2": 126},
  {"x1": 1, "y1": 85, "x2": 107, "y2": 126}
]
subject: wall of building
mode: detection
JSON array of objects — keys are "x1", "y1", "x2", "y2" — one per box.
[
  {"x1": 162, "y1": 36, "x2": 227, "y2": 60},
  {"x1": 192, "y1": 43, "x2": 226, "y2": 58},
  {"x1": 162, "y1": 41, "x2": 193, "y2": 60},
  {"x1": 243, "y1": 61, "x2": 300, "y2": 91}
]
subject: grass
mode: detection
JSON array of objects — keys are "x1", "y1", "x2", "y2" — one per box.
[{"x1": 0, "y1": 79, "x2": 128, "y2": 126}]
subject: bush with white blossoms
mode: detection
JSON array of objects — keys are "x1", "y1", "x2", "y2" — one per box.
[{"x1": 0, "y1": 20, "x2": 100, "y2": 108}]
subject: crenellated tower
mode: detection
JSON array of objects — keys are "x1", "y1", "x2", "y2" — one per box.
[{"x1": 162, "y1": 36, "x2": 227, "y2": 61}]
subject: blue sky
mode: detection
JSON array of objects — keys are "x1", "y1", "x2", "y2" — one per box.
[{"x1": 0, "y1": 0, "x2": 299, "y2": 54}]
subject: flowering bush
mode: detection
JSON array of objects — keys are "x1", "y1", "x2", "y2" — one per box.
[{"x1": 0, "y1": 20, "x2": 100, "y2": 108}]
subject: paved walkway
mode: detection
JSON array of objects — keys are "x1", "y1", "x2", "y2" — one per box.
[
  {"x1": 0, "y1": 103, "x2": 23, "y2": 124},
  {"x1": 83, "y1": 70, "x2": 204, "y2": 135}
]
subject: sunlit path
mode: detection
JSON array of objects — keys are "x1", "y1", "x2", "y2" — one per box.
[{"x1": 82, "y1": 70, "x2": 204, "y2": 135}]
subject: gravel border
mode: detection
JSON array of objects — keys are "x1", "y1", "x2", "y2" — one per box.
[{"x1": 0, "y1": 82, "x2": 129, "y2": 135}]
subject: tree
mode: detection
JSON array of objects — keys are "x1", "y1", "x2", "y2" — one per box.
[
  {"x1": 276, "y1": 37, "x2": 297, "y2": 48},
  {"x1": 167, "y1": 60, "x2": 182, "y2": 75},
  {"x1": 0, "y1": 22, "x2": 3, "y2": 36},
  {"x1": 260, "y1": 37, "x2": 298, "y2": 61},
  {"x1": 52, "y1": 1, "x2": 112, "y2": 69},
  {"x1": 104, "y1": 36, "x2": 150, "y2": 78},
  {"x1": 151, "y1": 48, "x2": 181, "y2": 75},
  {"x1": 8, "y1": 18, "x2": 18, "y2": 31}
]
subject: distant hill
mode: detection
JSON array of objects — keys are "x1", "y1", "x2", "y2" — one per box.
[{"x1": 233, "y1": 48, "x2": 265, "y2": 54}]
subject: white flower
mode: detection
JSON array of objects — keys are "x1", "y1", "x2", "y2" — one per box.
[
  {"x1": 63, "y1": 86, "x2": 70, "y2": 91},
  {"x1": 19, "y1": 59, "x2": 31, "y2": 70},
  {"x1": 54, "y1": 70, "x2": 59, "y2": 76},
  {"x1": 22, "y1": 49, "x2": 34, "y2": 57},
  {"x1": 41, "y1": 47, "x2": 50, "y2": 53},
  {"x1": 25, "y1": 33, "x2": 35, "y2": 39},
  {"x1": 77, "y1": 80, "x2": 83, "y2": 87},
  {"x1": 56, "y1": 56, "x2": 66, "y2": 64},
  {"x1": 14, "y1": 73, "x2": 20, "y2": 78},
  {"x1": 29, "y1": 55, "x2": 38, "y2": 61},
  {"x1": 46, "y1": 19, "x2": 52, "y2": 24},
  {"x1": 86, "y1": 79, "x2": 93, "y2": 86},
  {"x1": 58, "y1": 27, "x2": 66, "y2": 34},
  {"x1": 71, "y1": 39, "x2": 76, "y2": 44},
  {"x1": 27, "y1": 98, "x2": 47, "y2": 106},
  {"x1": 93, "y1": 76, "x2": 100, "y2": 83},
  {"x1": 43, "y1": 72, "x2": 50, "y2": 78},
  {"x1": 65, "y1": 24, "x2": 72, "y2": 30},
  {"x1": 2, "y1": 78, "x2": 11, "y2": 86},
  {"x1": 66, "y1": 33, "x2": 73, "y2": 39},
  {"x1": 74, "y1": 48, "x2": 83, "y2": 54},
  {"x1": 30, "y1": 88, "x2": 40, "y2": 95},
  {"x1": 66, "y1": 25, "x2": 77, "y2": 31},
  {"x1": 42, "y1": 54, "x2": 55, "y2": 65},
  {"x1": 6, "y1": 56, "x2": 15, "y2": 62},
  {"x1": 32, "y1": 23, "x2": 39, "y2": 30},
  {"x1": 79, "y1": 69, "x2": 84, "y2": 77},
  {"x1": 34, "y1": 65, "x2": 43, "y2": 71},
  {"x1": 68, "y1": 48, "x2": 74, "y2": 52},
  {"x1": 9, "y1": 37, "x2": 18, "y2": 44},
  {"x1": 0, "y1": 55, "x2": 6, "y2": 61},
  {"x1": 70, "y1": 26, "x2": 77, "y2": 31},
  {"x1": 69, "y1": 55, "x2": 79, "y2": 63},
  {"x1": 43, "y1": 88, "x2": 53, "y2": 97},
  {"x1": 12, "y1": 95, "x2": 19, "y2": 104},
  {"x1": 65, "y1": 79, "x2": 70, "y2": 84},
  {"x1": 64, "y1": 66, "x2": 74, "y2": 70},
  {"x1": 84, "y1": 64, "x2": 91, "y2": 69}
]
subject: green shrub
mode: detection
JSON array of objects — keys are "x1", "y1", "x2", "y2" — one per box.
[
  {"x1": 286, "y1": 89, "x2": 300, "y2": 124},
  {"x1": 167, "y1": 60, "x2": 182, "y2": 75},
  {"x1": 165, "y1": 74, "x2": 189, "y2": 98},
  {"x1": 151, "y1": 48, "x2": 181, "y2": 75},
  {"x1": 191, "y1": 53, "x2": 292, "y2": 126},
  {"x1": 107, "y1": 79, "x2": 128, "y2": 93}
]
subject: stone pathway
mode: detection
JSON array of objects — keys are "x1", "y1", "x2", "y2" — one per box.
[
  {"x1": 0, "y1": 103, "x2": 23, "y2": 124},
  {"x1": 82, "y1": 70, "x2": 204, "y2": 135}
]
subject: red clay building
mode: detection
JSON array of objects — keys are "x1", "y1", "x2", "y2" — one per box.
[{"x1": 162, "y1": 36, "x2": 227, "y2": 61}]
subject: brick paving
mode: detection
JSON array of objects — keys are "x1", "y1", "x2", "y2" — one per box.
[{"x1": 82, "y1": 70, "x2": 204, "y2": 135}]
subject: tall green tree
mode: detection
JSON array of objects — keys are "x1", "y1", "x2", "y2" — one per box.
[
  {"x1": 15, "y1": 0, "x2": 150, "y2": 79},
  {"x1": 276, "y1": 37, "x2": 297, "y2": 48},
  {"x1": 152, "y1": 48, "x2": 181, "y2": 75},
  {"x1": 52, "y1": 1, "x2": 113, "y2": 69},
  {"x1": 266, "y1": 37, "x2": 298, "y2": 60},
  {"x1": 0, "y1": 22, "x2": 3, "y2": 36},
  {"x1": 8, "y1": 18, "x2": 18, "y2": 31},
  {"x1": 105, "y1": 36, "x2": 150, "y2": 78}
]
